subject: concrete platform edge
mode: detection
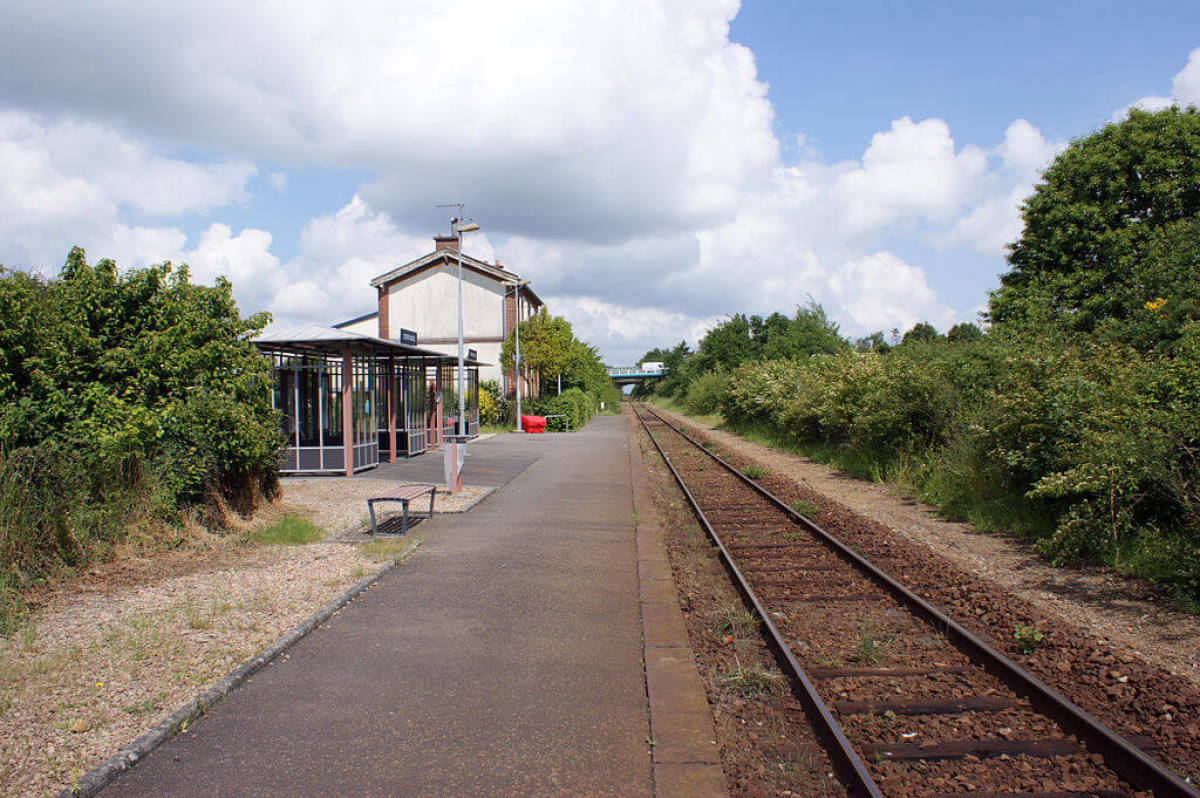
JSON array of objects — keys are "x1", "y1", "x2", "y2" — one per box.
[
  {"x1": 628, "y1": 409, "x2": 728, "y2": 798},
  {"x1": 58, "y1": 539, "x2": 422, "y2": 798}
]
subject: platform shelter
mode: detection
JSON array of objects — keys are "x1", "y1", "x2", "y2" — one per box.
[{"x1": 254, "y1": 325, "x2": 484, "y2": 476}]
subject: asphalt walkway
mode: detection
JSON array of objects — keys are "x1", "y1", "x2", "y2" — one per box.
[
  {"x1": 105, "y1": 416, "x2": 652, "y2": 797},
  {"x1": 352, "y1": 433, "x2": 539, "y2": 487}
]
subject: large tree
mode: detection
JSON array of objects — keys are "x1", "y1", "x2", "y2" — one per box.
[
  {"x1": 989, "y1": 107, "x2": 1200, "y2": 340},
  {"x1": 500, "y1": 308, "x2": 618, "y2": 406},
  {"x1": 499, "y1": 307, "x2": 575, "y2": 383}
]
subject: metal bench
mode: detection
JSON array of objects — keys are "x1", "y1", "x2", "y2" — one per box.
[{"x1": 367, "y1": 484, "x2": 437, "y2": 535}]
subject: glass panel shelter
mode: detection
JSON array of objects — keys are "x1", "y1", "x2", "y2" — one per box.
[{"x1": 255, "y1": 327, "x2": 484, "y2": 476}]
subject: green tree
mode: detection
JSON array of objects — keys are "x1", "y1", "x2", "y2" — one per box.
[
  {"x1": 947, "y1": 322, "x2": 984, "y2": 343},
  {"x1": 990, "y1": 106, "x2": 1200, "y2": 339},
  {"x1": 758, "y1": 303, "x2": 850, "y2": 360},
  {"x1": 637, "y1": 347, "x2": 671, "y2": 367},
  {"x1": 649, "y1": 341, "x2": 692, "y2": 397},
  {"x1": 855, "y1": 331, "x2": 891, "y2": 353},
  {"x1": 900, "y1": 321, "x2": 941, "y2": 346},
  {"x1": 690, "y1": 313, "x2": 758, "y2": 374},
  {"x1": 499, "y1": 308, "x2": 575, "y2": 382},
  {"x1": 500, "y1": 308, "x2": 620, "y2": 413}
]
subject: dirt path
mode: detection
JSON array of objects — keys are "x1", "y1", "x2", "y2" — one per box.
[{"x1": 650, "y1": 404, "x2": 1200, "y2": 691}]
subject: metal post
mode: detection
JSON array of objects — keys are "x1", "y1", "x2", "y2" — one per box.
[
  {"x1": 515, "y1": 291, "x2": 523, "y2": 432},
  {"x1": 456, "y1": 230, "x2": 466, "y2": 439},
  {"x1": 387, "y1": 354, "x2": 397, "y2": 462},
  {"x1": 341, "y1": 345, "x2": 353, "y2": 477},
  {"x1": 557, "y1": 373, "x2": 561, "y2": 396},
  {"x1": 438, "y1": 203, "x2": 476, "y2": 441}
]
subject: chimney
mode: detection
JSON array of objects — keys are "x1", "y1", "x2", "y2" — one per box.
[
  {"x1": 434, "y1": 234, "x2": 459, "y2": 252},
  {"x1": 494, "y1": 259, "x2": 504, "y2": 270}
]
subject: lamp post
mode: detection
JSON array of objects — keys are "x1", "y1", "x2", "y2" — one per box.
[
  {"x1": 503, "y1": 279, "x2": 530, "y2": 432},
  {"x1": 453, "y1": 218, "x2": 480, "y2": 438}
]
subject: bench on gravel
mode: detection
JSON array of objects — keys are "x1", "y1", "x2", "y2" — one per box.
[{"x1": 367, "y1": 484, "x2": 437, "y2": 536}]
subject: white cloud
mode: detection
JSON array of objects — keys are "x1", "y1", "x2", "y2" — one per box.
[
  {"x1": 996, "y1": 119, "x2": 1057, "y2": 175},
  {"x1": 199, "y1": 196, "x2": 433, "y2": 323},
  {"x1": 0, "y1": 110, "x2": 256, "y2": 269},
  {"x1": 1119, "y1": 47, "x2": 1200, "y2": 119},
  {"x1": 942, "y1": 120, "x2": 1063, "y2": 256},
  {"x1": 9, "y1": 2, "x2": 1192, "y2": 365},
  {"x1": 832, "y1": 117, "x2": 989, "y2": 235},
  {"x1": 107, "y1": 224, "x2": 187, "y2": 268},
  {"x1": 550, "y1": 296, "x2": 719, "y2": 365},
  {"x1": 1171, "y1": 47, "x2": 1200, "y2": 105},
  {"x1": 826, "y1": 251, "x2": 951, "y2": 333},
  {"x1": 0, "y1": 0, "x2": 774, "y2": 242},
  {"x1": 184, "y1": 224, "x2": 280, "y2": 289},
  {"x1": 38, "y1": 119, "x2": 256, "y2": 216},
  {"x1": 944, "y1": 186, "x2": 1029, "y2": 256}
]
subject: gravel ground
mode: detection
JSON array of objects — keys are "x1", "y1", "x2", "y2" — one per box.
[
  {"x1": 0, "y1": 477, "x2": 435, "y2": 798},
  {"x1": 281, "y1": 477, "x2": 490, "y2": 532},
  {"x1": 651, "y1": 405, "x2": 1200, "y2": 690}
]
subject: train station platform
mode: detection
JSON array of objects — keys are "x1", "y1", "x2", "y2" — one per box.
[
  {"x1": 103, "y1": 415, "x2": 654, "y2": 797},
  {"x1": 352, "y1": 432, "x2": 539, "y2": 488}
]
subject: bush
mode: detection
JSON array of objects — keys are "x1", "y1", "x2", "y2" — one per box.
[
  {"x1": 532, "y1": 387, "x2": 595, "y2": 431},
  {"x1": 479, "y1": 379, "x2": 506, "y2": 425},
  {"x1": 682, "y1": 369, "x2": 729, "y2": 416},
  {"x1": 719, "y1": 328, "x2": 1200, "y2": 601},
  {"x1": 0, "y1": 249, "x2": 280, "y2": 629}
]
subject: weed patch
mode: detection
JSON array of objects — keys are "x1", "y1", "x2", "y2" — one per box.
[
  {"x1": 252, "y1": 516, "x2": 324, "y2": 546},
  {"x1": 720, "y1": 660, "x2": 787, "y2": 697},
  {"x1": 713, "y1": 601, "x2": 758, "y2": 638},
  {"x1": 789, "y1": 499, "x2": 818, "y2": 518},
  {"x1": 360, "y1": 538, "x2": 414, "y2": 562},
  {"x1": 855, "y1": 621, "x2": 889, "y2": 664},
  {"x1": 1013, "y1": 624, "x2": 1045, "y2": 653}
]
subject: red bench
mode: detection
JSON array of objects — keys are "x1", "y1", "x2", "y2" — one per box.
[{"x1": 367, "y1": 484, "x2": 437, "y2": 535}]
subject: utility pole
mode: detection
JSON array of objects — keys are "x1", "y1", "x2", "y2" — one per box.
[{"x1": 504, "y1": 279, "x2": 530, "y2": 432}]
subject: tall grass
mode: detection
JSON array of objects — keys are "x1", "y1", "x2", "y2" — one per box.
[{"x1": 0, "y1": 442, "x2": 170, "y2": 633}]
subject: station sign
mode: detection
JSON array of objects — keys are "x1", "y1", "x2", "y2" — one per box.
[{"x1": 399, "y1": 328, "x2": 418, "y2": 346}]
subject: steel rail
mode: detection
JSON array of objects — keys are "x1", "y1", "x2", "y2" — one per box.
[
  {"x1": 635, "y1": 402, "x2": 1200, "y2": 798},
  {"x1": 633, "y1": 403, "x2": 884, "y2": 798}
]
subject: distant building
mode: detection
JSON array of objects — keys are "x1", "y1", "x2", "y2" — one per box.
[{"x1": 335, "y1": 232, "x2": 542, "y2": 397}]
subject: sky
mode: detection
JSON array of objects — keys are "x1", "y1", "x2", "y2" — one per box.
[{"x1": 2, "y1": 1, "x2": 1199, "y2": 365}]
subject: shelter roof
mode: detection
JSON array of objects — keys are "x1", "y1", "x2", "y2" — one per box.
[{"x1": 253, "y1": 324, "x2": 488, "y2": 365}]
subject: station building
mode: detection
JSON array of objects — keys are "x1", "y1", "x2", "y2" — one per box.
[
  {"x1": 334, "y1": 232, "x2": 542, "y2": 398},
  {"x1": 254, "y1": 230, "x2": 542, "y2": 476}
]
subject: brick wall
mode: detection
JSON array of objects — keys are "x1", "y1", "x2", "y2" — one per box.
[
  {"x1": 504, "y1": 291, "x2": 517, "y2": 397},
  {"x1": 377, "y1": 286, "x2": 389, "y2": 339}
]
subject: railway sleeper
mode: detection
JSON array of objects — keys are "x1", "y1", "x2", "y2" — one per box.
[
  {"x1": 919, "y1": 791, "x2": 1135, "y2": 798},
  {"x1": 812, "y1": 665, "x2": 974, "y2": 678},
  {"x1": 860, "y1": 735, "x2": 1159, "y2": 762},
  {"x1": 835, "y1": 696, "x2": 1018, "y2": 715}
]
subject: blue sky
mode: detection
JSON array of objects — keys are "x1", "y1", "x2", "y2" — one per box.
[
  {"x1": 736, "y1": 0, "x2": 1200, "y2": 158},
  {"x1": 1, "y1": 1, "x2": 1198, "y2": 363}
]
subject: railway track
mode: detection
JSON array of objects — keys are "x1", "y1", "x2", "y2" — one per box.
[{"x1": 632, "y1": 402, "x2": 1198, "y2": 798}]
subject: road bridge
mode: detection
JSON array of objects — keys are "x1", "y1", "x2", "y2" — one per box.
[{"x1": 607, "y1": 366, "x2": 666, "y2": 387}]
